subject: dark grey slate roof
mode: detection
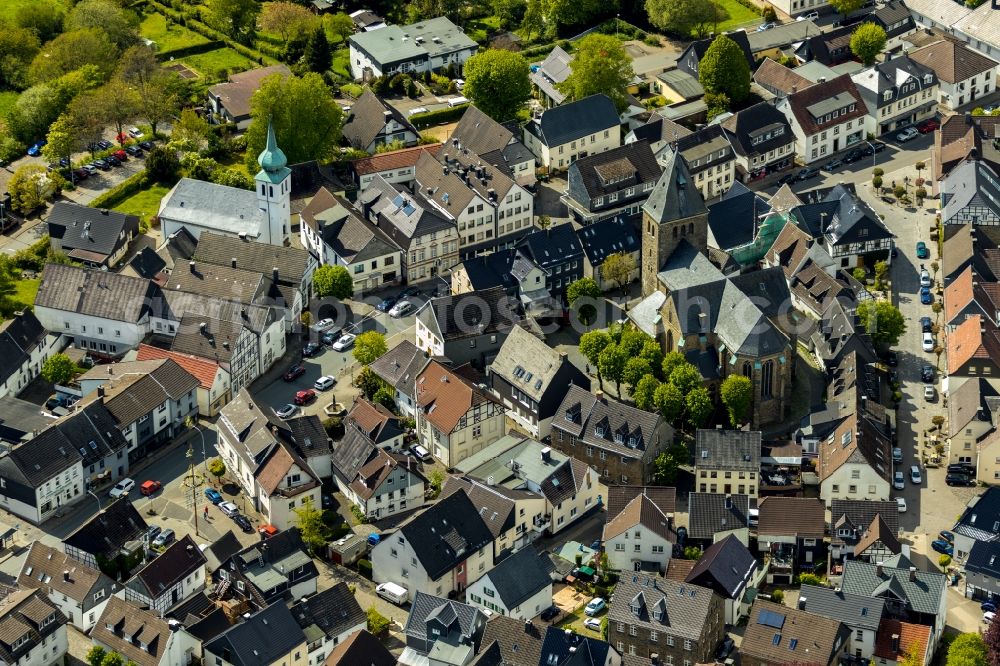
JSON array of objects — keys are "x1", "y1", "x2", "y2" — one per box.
[
  {"x1": 822, "y1": 185, "x2": 895, "y2": 246},
  {"x1": 566, "y1": 141, "x2": 660, "y2": 203},
  {"x1": 687, "y1": 493, "x2": 749, "y2": 540},
  {"x1": 943, "y1": 160, "x2": 1000, "y2": 224},
  {"x1": 194, "y1": 232, "x2": 312, "y2": 285},
  {"x1": 35, "y1": 264, "x2": 155, "y2": 323},
  {"x1": 695, "y1": 428, "x2": 761, "y2": 472},
  {"x1": 852, "y1": 55, "x2": 937, "y2": 110},
  {"x1": 63, "y1": 498, "x2": 148, "y2": 561},
  {"x1": 127, "y1": 535, "x2": 206, "y2": 600},
  {"x1": 831, "y1": 499, "x2": 900, "y2": 539},
  {"x1": 515, "y1": 224, "x2": 583, "y2": 270},
  {"x1": 609, "y1": 575, "x2": 716, "y2": 640},
  {"x1": 678, "y1": 32, "x2": 756, "y2": 80},
  {"x1": 127, "y1": 247, "x2": 167, "y2": 280},
  {"x1": 722, "y1": 102, "x2": 795, "y2": 158},
  {"x1": 553, "y1": 385, "x2": 665, "y2": 458},
  {"x1": 869, "y1": 1, "x2": 914, "y2": 37},
  {"x1": 0, "y1": 423, "x2": 81, "y2": 488},
  {"x1": 642, "y1": 148, "x2": 707, "y2": 224},
  {"x1": 204, "y1": 601, "x2": 306, "y2": 666},
  {"x1": 483, "y1": 548, "x2": 551, "y2": 609},
  {"x1": 369, "y1": 339, "x2": 428, "y2": 394},
  {"x1": 840, "y1": 560, "x2": 946, "y2": 616},
  {"x1": 342, "y1": 90, "x2": 418, "y2": 149},
  {"x1": 576, "y1": 216, "x2": 640, "y2": 267},
  {"x1": 405, "y1": 592, "x2": 485, "y2": 644},
  {"x1": 400, "y1": 489, "x2": 493, "y2": 580},
  {"x1": 47, "y1": 202, "x2": 138, "y2": 261},
  {"x1": 539, "y1": 625, "x2": 617, "y2": 666},
  {"x1": 0, "y1": 311, "x2": 47, "y2": 386},
  {"x1": 416, "y1": 286, "x2": 524, "y2": 342},
  {"x1": 707, "y1": 184, "x2": 772, "y2": 251},
  {"x1": 360, "y1": 176, "x2": 455, "y2": 248},
  {"x1": 799, "y1": 584, "x2": 885, "y2": 631},
  {"x1": 479, "y1": 615, "x2": 545, "y2": 666},
  {"x1": 966, "y1": 540, "x2": 1000, "y2": 580},
  {"x1": 685, "y1": 533, "x2": 758, "y2": 600},
  {"x1": 290, "y1": 581, "x2": 365, "y2": 640},
  {"x1": 456, "y1": 251, "x2": 516, "y2": 292},
  {"x1": 954, "y1": 487, "x2": 1000, "y2": 542},
  {"x1": 524, "y1": 94, "x2": 619, "y2": 148}
]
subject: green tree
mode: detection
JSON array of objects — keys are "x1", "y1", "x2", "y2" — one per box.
[
  {"x1": 646, "y1": 0, "x2": 725, "y2": 38},
  {"x1": 95, "y1": 78, "x2": 140, "y2": 147},
  {"x1": 947, "y1": 633, "x2": 987, "y2": 666},
  {"x1": 601, "y1": 252, "x2": 636, "y2": 300},
  {"x1": 29, "y1": 28, "x2": 119, "y2": 84},
  {"x1": 623, "y1": 358, "x2": 653, "y2": 394},
  {"x1": 323, "y1": 13, "x2": 355, "y2": 44},
  {"x1": 429, "y1": 470, "x2": 444, "y2": 498},
  {"x1": 8, "y1": 165, "x2": 59, "y2": 214},
  {"x1": 619, "y1": 328, "x2": 651, "y2": 358},
  {"x1": 0, "y1": 26, "x2": 41, "y2": 90},
  {"x1": 704, "y1": 91, "x2": 731, "y2": 121},
  {"x1": 579, "y1": 329, "x2": 611, "y2": 386},
  {"x1": 117, "y1": 45, "x2": 182, "y2": 138},
  {"x1": 520, "y1": 0, "x2": 544, "y2": 40},
  {"x1": 42, "y1": 353, "x2": 77, "y2": 385},
  {"x1": 850, "y1": 23, "x2": 887, "y2": 66},
  {"x1": 87, "y1": 646, "x2": 107, "y2": 666},
  {"x1": 145, "y1": 145, "x2": 181, "y2": 182},
  {"x1": 65, "y1": 0, "x2": 140, "y2": 51},
  {"x1": 654, "y1": 382, "x2": 684, "y2": 422},
  {"x1": 0, "y1": 260, "x2": 19, "y2": 319},
  {"x1": 829, "y1": 0, "x2": 865, "y2": 18},
  {"x1": 172, "y1": 107, "x2": 212, "y2": 151},
  {"x1": 856, "y1": 299, "x2": 907, "y2": 346},
  {"x1": 353, "y1": 331, "x2": 388, "y2": 365},
  {"x1": 208, "y1": 458, "x2": 226, "y2": 484},
  {"x1": 463, "y1": 49, "x2": 532, "y2": 122},
  {"x1": 367, "y1": 607, "x2": 391, "y2": 636},
  {"x1": 205, "y1": 0, "x2": 260, "y2": 43},
  {"x1": 686, "y1": 387, "x2": 713, "y2": 428},
  {"x1": 567, "y1": 277, "x2": 602, "y2": 326},
  {"x1": 245, "y1": 73, "x2": 344, "y2": 170},
  {"x1": 313, "y1": 264, "x2": 353, "y2": 299},
  {"x1": 683, "y1": 546, "x2": 702, "y2": 560},
  {"x1": 492, "y1": 0, "x2": 527, "y2": 28},
  {"x1": 798, "y1": 572, "x2": 825, "y2": 587},
  {"x1": 720, "y1": 374, "x2": 753, "y2": 427},
  {"x1": 669, "y1": 363, "x2": 702, "y2": 396},
  {"x1": 304, "y1": 28, "x2": 332, "y2": 73},
  {"x1": 698, "y1": 34, "x2": 751, "y2": 103},
  {"x1": 652, "y1": 448, "x2": 682, "y2": 484},
  {"x1": 15, "y1": 2, "x2": 65, "y2": 43},
  {"x1": 638, "y1": 341, "x2": 664, "y2": 378},
  {"x1": 558, "y1": 34, "x2": 634, "y2": 113},
  {"x1": 633, "y1": 375, "x2": 660, "y2": 411},
  {"x1": 292, "y1": 496, "x2": 326, "y2": 554},
  {"x1": 661, "y1": 351, "x2": 687, "y2": 380},
  {"x1": 43, "y1": 115, "x2": 81, "y2": 166},
  {"x1": 598, "y1": 343, "x2": 629, "y2": 395},
  {"x1": 258, "y1": 2, "x2": 318, "y2": 42},
  {"x1": 373, "y1": 386, "x2": 395, "y2": 411}
]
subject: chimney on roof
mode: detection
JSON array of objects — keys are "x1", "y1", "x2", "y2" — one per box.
[
  {"x1": 383, "y1": 110, "x2": 392, "y2": 123},
  {"x1": 231, "y1": 257, "x2": 237, "y2": 268},
  {"x1": 97, "y1": 386, "x2": 105, "y2": 398},
  {"x1": 876, "y1": 562, "x2": 883, "y2": 576},
  {"x1": 818, "y1": 77, "x2": 826, "y2": 83},
  {"x1": 596, "y1": 390, "x2": 605, "y2": 403},
  {"x1": 63, "y1": 570, "x2": 70, "y2": 582},
  {"x1": 725, "y1": 494, "x2": 732, "y2": 509},
  {"x1": 541, "y1": 447, "x2": 552, "y2": 462},
  {"x1": 909, "y1": 566, "x2": 917, "y2": 581},
  {"x1": 272, "y1": 267, "x2": 279, "y2": 283},
  {"x1": 792, "y1": 85, "x2": 797, "y2": 94},
  {"x1": 524, "y1": 619, "x2": 532, "y2": 633},
  {"x1": 967, "y1": 112, "x2": 974, "y2": 126},
  {"x1": 798, "y1": 597, "x2": 806, "y2": 610},
  {"x1": 892, "y1": 634, "x2": 900, "y2": 653},
  {"x1": 189, "y1": 261, "x2": 196, "y2": 273}
]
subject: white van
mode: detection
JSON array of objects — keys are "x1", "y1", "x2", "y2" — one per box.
[
  {"x1": 376, "y1": 582, "x2": 409, "y2": 605},
  {"x1": 447, "y1": 96, "x2": 469, "y2": 107},
  {"x1": 411, "y1": 444, "x2": 433, "y2": 462},
  {"x1": 408, "y1": 107, "x2": 428, "y2": 116}
]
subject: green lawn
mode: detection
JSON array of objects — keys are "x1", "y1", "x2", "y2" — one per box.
[
  {"x1": 179, "y1": 48, "x2": 256, "y2": 79},
  {"x1": 140, "y1": 12, "x2": 211, "y2": 53},
  {"x1": 556, "y1": 608, "x2": 605, "y2": 638},
  {"x1": 466, "y1": 15, "x2": 501, "y2": 44},
  {"x1": 13, "y1": 279, "x2": 40, "y2": 310},
  {"x1": 112, "y1": 183, "x2": 171, "y2": 223},
  {"x1": 0, "y1": 0, "x2": 66, "y2": 23},
  {"x1": 705, "y1": 0, "x2": 762, "y2": 34},
  {"x1": 332, "y1": 48, "x2": 351, "y2": 80},
  {"x1": 0, "y1": 92, "x2": 18, "y2": 121}
]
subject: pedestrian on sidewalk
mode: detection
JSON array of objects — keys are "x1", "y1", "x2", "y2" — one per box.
[{"x1": 204, "y1": 506, "x2": 209, "y2": 520}]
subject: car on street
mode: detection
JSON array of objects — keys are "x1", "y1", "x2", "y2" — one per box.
[
  {"x1": 757, "y1": 21, "x2": 775, "y2": 31},
  {"x1": 797, "y1": 10, "x2": 819, "y2": 19},
  {"x1": 983, "y1": 601, "x2": 998, "y2": 613},
  {"x1": 294, "y1": 389, "x2": 316, "y2": 405},
  {"x1": 302, "y1": 342, "x2": 322, "y2": 358},
  {"x1": 946, "y1": 473, "x2": 974, "y2": 486},
  {"x1": 910, "y1": 465, "x2": 922, "y2": 484},
  {"x1": 233, "y1": 514, "x2": 254, "y2": 533},
  {"x1": 921, "y1": 365, "x2": 935, "y2": 383},
  {"x1": 540, "y1": 607, "x2": 559, "y2": 621},
  {"x1": 892, "y1": 447, "x2": 903, "y2": 463},
  {"x1": 940, "y1": 530, "x2": 954, "y2": 542},
  {"x1": 917, "y1": 118, "x2": 940, "y2": 134},
  {"x1": 932, "y1": 539, "x2": 954, "y2": 556},
  {"x1": 313, "y1": 318, "x2": 337, "y2": 332},
  {"x1": 919, "y1": 268, "x2": 931, "y2": 287},
  {"x1": 948, "y1": 463, "x2": 974, "y2": 474},
  {"x1": 923, "y1": 331, "x2": 935, "y2": 352},
  {"x1": 986, "y1": 611, "x2": 997, "y2": 624},
  {"x1": 140, "y1": 480, "x2": 161, "y2": 496},
  {"x1": 823, "y1": 158, "x2": 842, "y2": 171},
  {"x1": 861, "y1": 141, "x2": 886, "y2": 156},
  {"x1": 376, "y1": 296, "x2": 399, "y2": 312},
  {"x1": 389, "y1": 300, "x2": 415, "y2": 318},
  {"x1": 796, "y1": 167, "x2": 820, "y2": 181},
  {"x1": 896, "y1": 497, "x2": 907, "y2": 512},
  {"x1": 152, "y1": 528, "x2": 176, "y2": 548},
  {"x1": 921, "y1": 316, "x2": 932, "y2": 332},
  {"x1": 219, "y1": 501, "x2": 239, "y2": 516},
  {"x1": 109, "y1": 478, "x2": 135, "y2": 498},
  {"x1": 145, "y1": 525, "x2": 161, "y2": 543},
  {"x1": 893, "y1": 471, "x2": 905, "y2": 490},
  {"x1": 843, "y1": 149, "x2": 865, "y2": 164},
  {"x1": 585, "y1": 598, "x2": 606, "y2": 616},
  {"x1": 583, "y1": 617, "x2": 602, "y2": 631},
  {"x1": 915, "y1": 241, "x2": 930, "y2": 259},
  {"x1": 331, "y1": 333, "x2": 356, "y2": 351},
  {"x1": 920, "y1": 286, "x2": 933, "y2": 304},
  {"x1": 778, "y1": 173, "x2": 797, "y2": 185},
  {"x1": 283, "y1": 364, "x2": 306, "y2": 382},
  {"x1": 275, "y1": 403, "x2": 298, "y2": 419},
  {"x1": 924, "y1": 386, "x2": 936, "y2": 401},
  {"x1": 26, "y1": 141, "x2": 46, "y2": 156},
  {"x1": 408, "y1": 107, "x2": 428, "y2": 117},
  {"x1": 896, "y1": 127, "x2": 920, "y2": 142},
  {"x1": 205, "y1": 488, "x2": 223, "y2": 504},
  {"x1": 884, "y1": 351, "x2": 898, "y2": 367},
  {"x1": 314, "y1": 376, "x2": 336, "y2": 391}
]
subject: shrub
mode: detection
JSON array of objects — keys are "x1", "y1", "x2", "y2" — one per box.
[
  {"x1": 408, "y1": 104, "x2": 471, "y2": 128},
  {"x1": 771, "y1": 589, "x2": 785, "y2": 603},
  {"x1": 350, "y1": 504, "x2": 368, "y2": 524},
  {"x1": 915, "y1": 187, "x2": 927, "y2": 200},
  {"x1": 798, "y1": 573, "x2": 825, "y2": 587},
  {"x1": 357, "y1": 559, "x2": 373, "y2": 579},
  {"x1": 340, "y1": 83, "x2": 363, "y2": 98},
  {"x1": 873, "y1": 167, "x2": 884, "y2": 177},
  {"x1": 873, "y1": 175, "x2": 883, "y2": 189},
  {"x1": 89, "y1": 172, "x2": 152, "y2": 210},
  {"x1": 939, "y1": 554, "x2": 952, "y2": 568}
]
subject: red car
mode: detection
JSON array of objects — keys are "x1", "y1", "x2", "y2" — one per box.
[
  {"x1": 140, "y1": 480, "x2": 162, "y2": 496},
  {"x1": 917, "y1": 118, "x2": 940, "y2": 133},
  {"x1": 283, "y1": 364, "x2": 306, "y2": 382},
  {"x1": 294, "y1": 389, "x2": 316, "y2": 405}
]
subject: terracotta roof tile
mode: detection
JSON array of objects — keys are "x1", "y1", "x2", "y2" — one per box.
[
  {"x1": 753, "y1": 58, "x2": 813, "y2": 96},
  {"x1": 351, "y1": 144, "x2": 442, "y2": 176},
  {"x1": 416, "y1": 361, "x2": 498, "y2": 433},
  {"x1": 347, "y1": 398, "x2": 393, "y2": 437},
  {"x1": 948, "y1": 315, "x2": 1000, "y2": 374},
  {"x1": 854, "y1": 514, "x2": 901, "y2": 557},
  {"x1": 909, "y1": 40, "x2": 998, "y2": 84},
  {"x1": 873, "y1": 619, "x2": 930, "y2": 662},
  {"x1": 602, "y1": 494, "x2": 675, "y2": 543},
  {"x1": 757, "y1": 497, "x2": 825, "y2": 538},
  {"x1": 786, "y1": 75, "x2": 866, "y2": 137},
  {"x1": 135, "y1": 344, "x2": 221, "y2": 390},
  {"x1": 945, "y1": 266, "x2": 976, "y2": 323}
]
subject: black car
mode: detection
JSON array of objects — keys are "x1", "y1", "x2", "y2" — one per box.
[
  {"x1": 796, "y1": 167, "x2": 820, "y2": 181},
  {"x1": 97, "y1": 139, "x2": 113, "y2": 150},
  {"x1": 948, "y1": 463, "x2": 975, "y2": 474},
  {"x1": 105, "y1": 155, "x2": 121, "y2": 167},
  {"x1": 540, "y1": 607, "x2": 559, "y2": 621},
  {"x1": 843, "y1": 149, "x2": 864, "y2": 164},
  {"x1": 93, "y1": 158, "x2": 111, "y2": 170},
  {"x1": 139, "y1": 140, "x2": 154, "y2": 150},
  {"x1": 302, "y1": 342, "x2": 322, "y2": 357},
  {"x1": 232, "y1": 513, "x2": 254, "y2": 533},
  {"x1": 884, "y1": 351, "x2": 898, "y2": 367},
  {"x1": 921, "y1": 316, "x2": 932, "y2": 333},
  {"x1": 921, "y1": 365, "x2": 935, "y2": 383},
  {"x1": 125, "y1": 145, "x2": 144, "y2": 157},
  {"x1": 823, "y1": 158, "x2": 842, "y2": 171},
  {"x1": 946, "y1": 473, "x2": 974, "y2": 487},
  {"x1": 777, "y1": 173, "x2": 797, "y2": 185}
]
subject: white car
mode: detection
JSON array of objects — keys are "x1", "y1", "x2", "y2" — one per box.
[
  {"x1": 331, "y1": 333, "x2": 356, "y2": 351},
  {"x1": 893, "y1": 471, "x2": 905, "y2": 490},
  {"x1": 454, "y1": 78, "x2": 465, "y2": 90},
  {"x1": 896, "y1": 127, "x2": 919, "y2": 142},
  {"x1": 583, "y1": 617, "x2": 602, "y2": 631},
  {"x1": 919, "y1": 268, "x2": 931, "y2": 287},
  {"x1": 218, "y1": 501, "x2": 239, "y2": 516},
  {"x1": 910, "y1": 465, "x2": 922, "y2": 484},
  {"x1": 796, "y1": 10, "x2": 819, "y2": 19},
  {"x1": 986, "y1": 611, "x2": 996, "y2": 624},
  {"x1": 896, "y1": 497, "x2": 907, "y2": 512},
  {"x1": 924, "y1": 386, "x2": 936, "y2": 401},
  {"x1": 313, "y1": 318, "x2": 337, "y2": 332},
  {"x1": 109, "y1": 477, "x2": 135, "y2": 499},
  {"x1": 314, "y1": 375, "x2": 336, "y2": 391},
  {"x1": 128, "y1": 126, "x2": 142, "y2": 138},
  {"x1": 408, "y1": 107, "x2": 428, "y2": 116},
  {"x1": 389, "y1": 300, "x2": 415, "y2": 318},
  {"x1": 922, "y1": 331, "x2": 934, "y2": 352}
]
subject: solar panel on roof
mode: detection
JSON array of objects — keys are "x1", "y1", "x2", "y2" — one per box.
[{"x1": 758, "y1": 610, "x2": 785, "y2": 629}]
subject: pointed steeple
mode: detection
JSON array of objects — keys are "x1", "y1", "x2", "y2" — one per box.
[
  {"x1": 256, "y1": 119, "x2": 291, "y2": 185},
  {"x1": 643, "y1": 148, "x2": 708, "y2": 223}
]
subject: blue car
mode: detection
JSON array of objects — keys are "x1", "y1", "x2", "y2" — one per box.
[
  {"x1": 916, "y1": 241, "x2": 930, "y2": 259},
  {"x1": 931, "y1": 539, "x2": 953, "y2": 556},
  {"x1": 27, "y1": 141, "x2": 46, "y2": 157},
  {"x1": 204, "y1": 488, "x2": 223, "y2": 504},
  {"x1": 920, "y1": 286, "x2": 932, "y2": 304},
  {"x1": 376, "y1": 296, "x2": 398, "y2": 312},
  {"x1": 983, "y1": 601, "x2": 998, "y2": 613}
]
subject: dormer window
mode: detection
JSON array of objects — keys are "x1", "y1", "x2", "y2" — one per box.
[
  {"x1": 883, "y1": 91, "x2": 892, "y2": 101},
  {"x1": 923, "y1": 74, "x2": 933, "y2": 84},
  {"x1": 615, "y1": 433, "x2": 624, "y2": 444},
  {"x1": 595, "y1": 426, "x2": 605, "y2": 438},
  {"x1": 631, "y1": 603, "x2": 642, "y2": 615},
  {"x1": 653, "y1": 610, "x2": 662, "y2": 621}
]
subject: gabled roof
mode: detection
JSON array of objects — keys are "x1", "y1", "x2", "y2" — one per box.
[
  {"x1": 851, "y1": 55, "x2": 938, "y2": 111},
  {"x1": 606, "y1": 486, "x2": 676, "y2": 517},
  {"x1": 417, "y1": 286, "x2": 524, "y2": 343},
  {"x1": 685, "y1": 533, "x2": 757, "y2": 600},
  {"x1": 966, "y1": 540, "x2": 1000, "y2": 579},
  {"x1": 126, "y1": 535, "x2": 206, "y2": 601},
  {"x1": 642, "y1": 148, "x2": 708, "y2": 224},
  {"x1": 351, "y1": 144, "x2": 441, "y2": 176},
  {"x1": 479, "y1": 615, "x2": 545, "y2": 666},
  {"x1": 491, "y1": 326, "x2": 571, "y2": 402},
  {"x1": 539, "y1": 625, "x2": 617, "y2": 665},
  {"x1": 17, "y1": 541, "x2": 110, "y2": 602},
  {"x1": 194, "y1": 232, "x2": 312, "y2": 285},
  {"x1": 440, "y1": 476, "x2": 516, "y2": 539},
  {"x1": 0, "y1": 310, "x2": 48, "y2": 385},
  {"x1": 405, "y1": 592, "x2": 485, "y2": 644},
  {"x1": 943, "y1": 224, "x2": 1000, "y2": 285},
  {"x1": 524, "y1": 94, "x2": 619, "y2": 148},
  {"x1": 784, "y1": 75, "x2": 866, "y2": 137},
  {"x1": 342, "y1": 90, "x2": 418, "y2": 149},
  {"x1": 482, "y1": 548, "x2": 552, "y2": 609},
  {"x1": 695, "y1": 429, "x2": 761, "y2": 471},
  {"x1": 949, "y1": 376, "x2": 998, "y2": 435},
  {"x1": 831, "y1": 500, "x2": 899, "y2": 542},
  {"x1": 947, "y1": 315, "x2": 1000, "y2": 375},
  {"x1": 609, "y1": 575, "x2": 716, "y2": 640},
  {"x1": 290, "y1": 582, "x2": 365, "y2": 642},
  {"x1": 360, "y1": 175, "x2": 455, "y2": 246},
  {"x1": 208, "y1": 65, "x2": 290, "y2": 119},
  {"x1": 799, "y1": 585, "x2": 884, "y2": 631},
  {"x1": 742, "y1": 600, "x2": 848, "y2": 665},
  {"x1": 325, "y1": 629, "x2": 395, "y2": 665},
  {"x1": 47, "y1": 201, "x2": 138, "y2": 262},
  {"x1": 399, "y1": 489, "x2": 494, "y2": 580},
  {"x1": 854, "y1": 513, "x2": 901, "y2": 557},
  {"x1": 567, "y1": 141, "x2": 661, "y2": 202},
  {"x1": 34, "y1": 263, "x2": 155, "y2": 323},
  {"x1": 576, "y1": 216, "x2": 641, "y2": 267},
  {"x1": 819, "y1": 411, "x2": 892, "y2": 482},
  {"x1": 369, "y1": 339, "x2": 428, "y2": 394},
  {"x1": 678, "y1": 32, "x2": 755, "y2": 79},
  {"x1": 603, "y1": 494, "x2": 675, "y2": 543},
  {"x1": 530, "y1": 46, "x2": 572, "y2": 106},
  {"x1": 873, "y1": 619, "x2": 931, "y2": 663},
  {"x1": 753, "y1": 58, "x2": 813, "y2": 96},
  {"x1": 954, "y1": 487, "x2": 1000, "y2": 542},
  {"x1": 63, "y1": 498, "x2": 148, "y2": 562},
  {"x1": 687, "y1": 492, "x2": 749, "y2": 540},
  {"x1": 79, "y1": 358, "x2": 199, "y2": 426},
  {"x1": 92, "y1": 596, "x2": 176, "y2": 666},
  {"x1": 416, "y1": 360, "x2": 500, "y2": 434},
  {"x1": 842, "y1": 559, "x2": 946, "y2": 616},
  {"x1": 135, "y1": 344, "x2": 223, "y2": 390},
  {"x1": 721, "y1": 102, "x2": 795, "y2": 158},
  {"x1": 943, "y1": 160, "x2": 1000, "y2": 225},
  {"x1": 204, "y1": 601, "x2": 306, "y2": 666},
  {"x1": 757, "y1": 497, "x2": 825, "y2": 538},
  {"x1": 909, "y1": 39, "x2": 998, "y2": 83}
]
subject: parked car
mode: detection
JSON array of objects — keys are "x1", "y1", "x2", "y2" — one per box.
[
  {"x1": 233, "y1": 514, "x2": 253, "y2": 533},
  {"x1": 152, "y1": 528, "x2": 176, "y2": 548},
  {"x1": 893, "y1": 471, "x2": 905, "y2": 490},
  {"x1": 924, "y1": 386, "x2": 936, "y2": 401},
  {"x1": 140, "y1": 480, "x2": 161, "y2": 496},
  {"x1": 896, "y1": 127, "x2": 920, "y2": 142},
  {"x1": 105, "y1": 155, "x2": 121, "y2": 167},
  {"x1": 584, "y1": 598, "x2": 606, "y2": 616},
  {"x1": 453, "y1": 78, "x2": 465, "y2": 90},
  {"x1": 931, "y1": 539, "x2": 953, "y2": 556},
  {"x1": 778, "y1": 173, "x2": 797, "y2": 185},
  {"x1": 896, "y1": 497, "x2": 907, "y2": 512},
  {"x1": 946, "y1": 473, "x2": 974, "y2": 486},
  {"x1": 920, "y1": 316, "x2": 932, "y2": 332},
  {"x1": 921, "y1": 365, "x2": 935, "y2": 383},
  {"x1": 125, "y1": 145, "x2": 143, "y2": 157},
  {"x1": 128, "y1": 126, "x2": 143, "y2": 138},
  {"x1": 331, "y1": 333, "x2": 356, "y2": 351},
  {"x1": 275, "y1": 403, "x2": 298, "y2": 419},
  {"x1": 376, "y1": 296, "x2": 399, "y2": 312},
  {"x1": 204, "y1": 488, "x2": 223, "y2": 504},
  {"x1": 796, "y1": 167, "x2": 820, "y2": 181},
  {"x1": 919, "y1": 267, "x2": 931, "y2": 287},
  {"x1": 757, "y1": 21, "x2": 775, "y2": 31},
  {"x1": 145, "y1": 525, "x2": 162, "y2": 543},
  {"x1": 72, "y1": 168, "x2": 90, "y2": 181},
  {"x1": 93, "y1": 159, "x2": 110, "y2": 170},
  {"x1": 583, "y1": 617, "x2": 602, "y2": 631},
  {"x1": 983, "y1": 601, "x2": 998, "y2": 613},
  {"x1": 940, "y1": 530, "x2": 954, "y2": 542},
  {"x1": 917, "y1": 118, "x2": 940, "y2": 134},
  {"x1": 109, "y1": 477, "x2": 135, "y2": 498},
  {"x1": 302, "y1": 342, "x2": 322, "y2": 358},
  {"x1": 923, "y1": 331, "x2": 935, "y2": 352},
  {"x1": 882, "y1": 351, "x2": 898, "y2": 367},
  {"x1": 717, "y1": 638, "x2": 736, "y2": 660},
  {"x1": 313, "y1": 318, "x2": 337, "y2": 332},
  {"x1": 283, "y1": 364, "x2": 306, "y2": 381},
  {"x1": 218, "y1": 501, "x2": 239, "y2": 516},
  {"x1": 314, "y1": 376, "x2": 336, "y2": 391},
  {"x1": 26, "y1": 141, "x2": 46, "y2": 156},
  {"x1": 861, "y1": 141, "x2": 886, "y2": 156},
  {"x1": 408, "y1": 107, "x2": 428, "y2": 116},
  {"x1": 843, "y1": 149, "x2": 864, "y2": 164},
  {"x1": 97, "y1": 139, "x2": 113, "y2": 150},
  {"x1": 823, "y1": 158, "x2": 843, "y2": 171},
  {"x1": 892, "y1": 447, "x2": 903, "y2": 463},
  {"x1": 294, "y1": 389, "x2": 316, "y2": 405},
  {"x1": 915, "y1": 241, "x2": 929, "y2": 259},
  {"x1": 138, "y1": 140, "x2": 153, "y2": 150},
  {"x1": 920, "y1": 286, "x2": 933, "y2": 304},
  {"x1": 910, "y1": 465, "x2": 922, "y2": 484},
  {"x1": 986, "y1": 611, "x2": 997, "y2": 624},
  {"x1": 540, "y1": 606, "x2": 560, "y2": 621},
  {"x1": 389, "y1": 300, "x2": 415, "y2": 318},
  {"x1": 797, "y1": 10, "x2": 819, "y2": 19}
]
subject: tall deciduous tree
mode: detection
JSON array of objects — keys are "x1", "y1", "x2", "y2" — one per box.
[
  {"x1": 850, "y1": 23, "x2": 887, "y2": 66},
  {"x1": 698, "y1": 34, "x2": 751, "y2": 103},
  {"x1": 258, "y1": 1, "x2": 318, "y2": 42},
  {"x1": 463, "y1": 49, "x2": 532, "y2": 122},
  {"x1": 117, "y1": 45, "x2": 182, "y2": 138},
  {"x1": 205, "y1": 0, "x2": 260, "y2": 44},
  {"x1": 96, "y1": 78, "x2": 140, "y2": 146},
  {"x1": 313, "y1": 264, "x2": 353, "y2": 299},
  {"x1": 661, "y1": 350, "x2": 687, "y2": 380},
  {"x1": 579, "y1": 329, "x2": 612, "y2": 386},
  {"x1": 304, "y1": 28, "x2": 332, "y2": 73},
  {"x1": 292, "y1": 497, "x2": 326, "y2": 553},
  {"x1": 29, "y1": 28, "x2": 119, "y2": 84},
  {"x1": 0, "y1": 26, "x2": 41, "y2": 90},
  {"x1": 601, "y1": 252, "x2": 636, "y2": 300},
  {"x1": 623, "y1": 358, "x2": 653, "y2": 394},
  {"x1": 245, "y1": 73, "x2": 343, "y2": 170},
  {"x1": 42, "y1": 353, "x2": 77, "y2": 385},
  {"x1": 720, "y1": 374, "x2": 753, "y2": 427},
  {"x1": 520, "y1": 0, "x2": 544, "y2": 41},
  {"x1": 324, "y1": 13, "x2": 355, "y2": 45},
  {"x1": 65, "y1": 0, "x2": 140, "y2": 51},
  {"x1": 353, "y1": 331, "x2": 388, "y2": 365},
  {"x1": 567, "y1": 277, "x2": 602, "y2": 326},
  {"x1": 856, "y1": 299, "x2": 906, "y2": 346},
  {"x1": 558, "y1": 34, "x2": 634, "y2": 113},
  {"x1": 829, "y1": 0, "x2": 865, "y2": 18},
  {"x1": 15, "y1": 3, "x2": 65, "y2": 43},
  {"x1": 646, "y1": 0, "x2": 725, "y2": 38},
  {"x1": 598, "y1": 342, "x2": 629, "y2": 396},
  {"x1": 633, "y1": 375, "x2": 660, "y2": 411},
  {"x1": 686, "y1": 387, "x2": 714, "y2": 428},
  {"x1": 947, "y1": 633, "x2": 987, "y2": 666},
  {"x1": 668, "y1": 364, "x2": 702, "y2": 396},
  {"x1": 654, "y1": 381, "x2": 684, "y2": 422},
  {"x1": 8, "y1": 165, "x2": 60, "y2": 213}
]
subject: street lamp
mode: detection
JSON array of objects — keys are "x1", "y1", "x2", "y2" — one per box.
[{"x1": 87, "y1": 489, "x2": 102, "y2": 513}]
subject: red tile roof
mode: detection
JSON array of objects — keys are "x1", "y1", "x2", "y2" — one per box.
[
  {"x1": 873, "y1": 619, "x2": 930, "y2": 662},
  {"x1": 351, "y1": 144, "x2": 441, "y2": 176},
  {"x1": 135, "y1": 344, "x2": 221, "y2": 390},
  {"x1": 786, "y1": 75, "x2": 867, "y2": 137},
  {"x1": 944, "y1": 265, "x2": 975, "y2": 324},
  {"x1": 415, "y1": 361, "x2": 498, "y2": 433},
  {"x1": 947, "y1": 315, "x2": 1000, "y2": 374}
]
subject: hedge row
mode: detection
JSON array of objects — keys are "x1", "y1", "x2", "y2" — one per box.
[
  {"x1": 156, "y1": 40, "x2": 224, "y2": 62},
  {"x1": 520, "y1": 40, "x2": 572, "y2": 60},
  {"x1": 147, "y1": 0, "x2": 272, "y2": 66},
  {"x1": 408, "y1": 104, "x2": 471, "y2": 128},
  {"x1": 731, "y1": 0, "x2": 765, "y2": 15},
  {"x1": 88, "y1": 172, "x2": 152, "y2": 210}
]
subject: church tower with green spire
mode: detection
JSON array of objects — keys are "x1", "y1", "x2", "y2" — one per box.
[{"x1": 255, "y1": 120, "x2": 292, "y2": 246}]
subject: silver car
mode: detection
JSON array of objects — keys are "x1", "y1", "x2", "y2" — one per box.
[{"x1": 389, "y1": 300, "x2": 415, "y2": 318}]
